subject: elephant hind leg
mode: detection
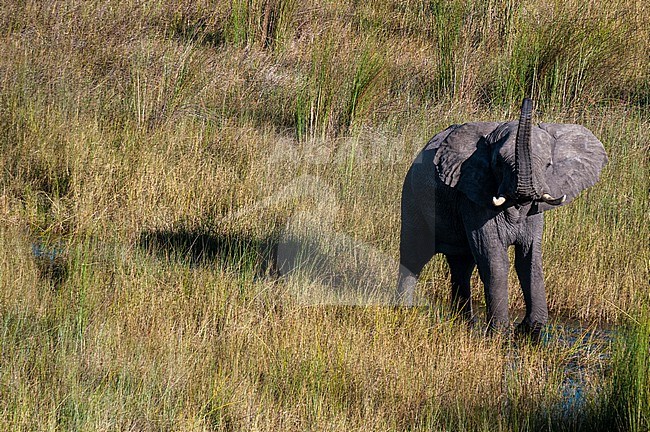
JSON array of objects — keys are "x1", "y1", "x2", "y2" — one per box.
[
  {"x1": 446, "y1": 255, "x2": 475, "y2": 322},
  {"x1": 397, "y1": 200, "x2": 436, "y2": 306}
]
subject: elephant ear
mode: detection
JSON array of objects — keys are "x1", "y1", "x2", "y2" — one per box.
[
  {"x1": 538, "y1": 123, "x2": 608, "y2": 211},
  {"x1": 431, "y1": 122, "x2": 501, "y2": 207}
]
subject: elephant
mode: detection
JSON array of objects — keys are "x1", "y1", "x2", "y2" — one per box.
[{"x1": 397, "y1": 98, "x2": 607, "y2": 338}]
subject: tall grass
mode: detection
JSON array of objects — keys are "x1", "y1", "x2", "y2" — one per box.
[
  {"x1": 0, "y1": 0, "x2": 648, "y2": 430},
  {"x1": 294, "y1": 33, "x2": 386, "y2": 140},
  {"x1": 597, "y1": 312, "x2": 650, "y2": 431}
]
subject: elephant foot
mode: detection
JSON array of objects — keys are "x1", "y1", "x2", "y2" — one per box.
[
  {"x1": 514, "y1": 320, "x2": 545, "y2": 344},
  {"x1": 393, "y1": 290, "x2": 415, "y2": 307},
  {"x1": 395, "y1": 266, "x2": 417, "y2": 307},
  {"x1": 462, "y1": 316, "x2": 480, "y2": 335},
  {"x1": 455, "y1": 310, "x2": 477, "y2": 330},
  {"x1": 484, "y1": 321, "x2": 513, "y2": 339}
]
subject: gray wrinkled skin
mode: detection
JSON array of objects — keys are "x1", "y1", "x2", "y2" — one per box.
[{"x1": 397, "y1": 121, "x2": 607, "y2": 333}]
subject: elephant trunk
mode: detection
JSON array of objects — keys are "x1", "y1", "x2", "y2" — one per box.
[
  {"x1": 493, "y1": 98, "x2": 566, "y2": 208},
  {"x1": 514, "y1": 98, "x2": 539, "y2": 200}
]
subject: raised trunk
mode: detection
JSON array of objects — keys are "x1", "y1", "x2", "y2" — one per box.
[
  {"x1": 493, "y1": 98, "x2": 567, "y2": 208},
  {"x1": 514, "y1": 98, "x2": 537, "y2": 199}
]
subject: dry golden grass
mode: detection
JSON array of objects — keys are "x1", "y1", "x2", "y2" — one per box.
[{"x1": 0, "y1": 0, "x2": 648, "y2": 430}]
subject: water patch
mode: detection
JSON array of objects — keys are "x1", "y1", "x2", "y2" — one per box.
[
  {"x1": 548, "y1": 323, "x2": 615, "y2": 418},
  {"x1": 545, "y1": 322, "x2": 613, "y2": 420},
  {"x1": 31, "y1": 241, "x2": 68, "y2": 287}
]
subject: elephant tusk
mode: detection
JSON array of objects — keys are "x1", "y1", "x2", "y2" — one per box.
[
  {"x1": 492, "y1": 196, "x2": 507, "y2": 207},
  {"x1": 540, "y1": 193, "x2": 566, "y2": 205}
]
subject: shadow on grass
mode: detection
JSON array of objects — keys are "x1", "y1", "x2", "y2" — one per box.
[{"x1": 138, "y1": 228, "x2": 279, "y2": 276}]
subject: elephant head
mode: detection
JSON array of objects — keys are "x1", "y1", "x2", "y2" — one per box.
[{"x1": 432, "y1": 99, "x2": 608, "y2": 213}]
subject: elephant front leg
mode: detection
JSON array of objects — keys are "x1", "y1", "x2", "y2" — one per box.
[
  {"x1": 514, "y1": 220, "x2": 548, "y2": 339},
  {"x1": 514, "y1": 247, "x2": 548, "y2": 326},
  {"x1": 469, "y1": 243, "x2": 511, "y2": 333}
]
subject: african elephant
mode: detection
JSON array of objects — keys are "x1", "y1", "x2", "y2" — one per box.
[{"x1": 397, "y1": 98, "x2": 607, "y2": 337}]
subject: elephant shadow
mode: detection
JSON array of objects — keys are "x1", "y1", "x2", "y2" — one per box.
[
  {"x1": 138, "y1": 221, "x2": 400, "y2": 305},
  {"x1": 138, "y1": 228, "x2": 279, "y2": 277}
]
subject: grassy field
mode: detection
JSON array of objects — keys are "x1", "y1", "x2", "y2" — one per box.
[{"x1": 1, "y1": 0, "x2": 648, "y2": 430}]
